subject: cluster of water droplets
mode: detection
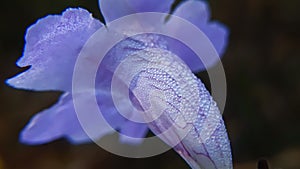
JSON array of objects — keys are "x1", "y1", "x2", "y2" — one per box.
[{"x1": 107, "y1": 34, "x2": 232, "y2": 169}]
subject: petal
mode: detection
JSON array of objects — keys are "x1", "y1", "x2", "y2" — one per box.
[
  {"x1": 6, "y1": 8, "x2": 102, "y2": 91},
  {"x1": 172, "y1": 0, "x2": 229, "y2": 55},
  {"x1": 123, "y1": 47, "x2": 232, "y2": 168},
  {"x1": 172, "y1": 0, "x2": 211, "y2": 26},
  {"x1": 100, "y1": 0, "x2": 174, "y2": 22},
  {"x1": 97, "y1": 87, "x2": 149, "y2": 145},
  {"x1": 96, "y1": 64, "x2": 149, "y2": 145},
  {"x1": 20, "y1": 92, "x2": 115, "y2": 145},
  {"x1": 119, "y1": 120, "x2": 148, "y2": 145},
  {"x1": 166, "y1": 0, "x2": 229, "y2": 72},
  {"x1": 200, "y1": 21, "x2": 229, "y2": 56},
  {"x1": 20, "y1": 73, "x2": 150, "y2": 145}
]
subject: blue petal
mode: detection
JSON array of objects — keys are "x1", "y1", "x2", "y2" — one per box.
[
  {"x1": 173, "y1": 0, "x2": 211, "y2": 25},
  {"x1": 166, "y1": 0, "x2": 229, "y2": 72},
  {"x1": 125, "y1": 46, "x2": 232, "y2": 168},
  {"x1": 20, "y1": 92, "x2": 115, "y2": 145},
  {"x1": 20, "y1": 81, "x2": 149, "y2": 145},
  {"x1": 119, "y1": 120, "x2": 148, "y2": 145},
  {"x1": 100, "y1": 0, "x2": 174, "y2": 22},
  {"x1": 200, "y1": 21, "x2": 229, "y2": 56},
  {"x1": 96, "y1": 55, "x2": 151, "y2": 145},
  {"x1": 7, "y1": 8, "x2": 103, "y2": 91}
]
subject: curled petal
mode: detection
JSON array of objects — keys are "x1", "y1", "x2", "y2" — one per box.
[
  {"x1": 166, "y1": 0, "x2": 229, "y2": 72},
  {"x1": 100, "y1": 0, "x2": 174, "y2": 22},
  {"x1": 7, "y1": 8, "x2": 102, "y2": 91},
  {"x1": 114, "y1": 47, "x2": 232, "y2": 168}
]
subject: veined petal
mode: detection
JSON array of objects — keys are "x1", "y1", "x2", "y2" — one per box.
[
  {"x1": 118, "y1": 47, "x2": 232, "y2": 168},
  {"x1": 6, "y1": 8, "x2": 102, "y2": 91},
  {"x1": 100, "y1": 0, "x2": 174, "y2": 22},
  {"x1": 166, "y1": 0, "x2": 229, "y2": 72}
]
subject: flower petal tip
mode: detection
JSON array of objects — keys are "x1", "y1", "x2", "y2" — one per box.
[
  {"x1": 8, "y1": 7, "x2": 102, "y2": 91},
  {"x1": 19, "y1": 126, "x2": 59, "y2": 145}
]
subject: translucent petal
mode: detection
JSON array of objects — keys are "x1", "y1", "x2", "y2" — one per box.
[
  {"x1": 20, "y1": 65, "x2": 150, "y2": 145},
  {"x1": 20, "y1": 92, "x2": 117, "y2": 144},
  {"x1": 124, "y1": 47, "x2": 232, "y2": 168},
  {"x1": 100, "y1": 0, "x2": 174, "y2": 22},
  {"x1": 166, "y1": 1, "x2": 229, "y2": 72},
  {"x1": 7, "y1": 8, "x2": 102, "y2": 91},
  {"x1": 119, "y1": 118, "x2": 148, "y2": 145}
]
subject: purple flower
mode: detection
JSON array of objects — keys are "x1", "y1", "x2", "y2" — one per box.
[{"x1": 7, "y1": 0, "x2": 231, "y2": 168}]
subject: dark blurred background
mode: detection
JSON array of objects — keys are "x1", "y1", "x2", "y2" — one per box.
[{"x1": 0, "y1": 0, "x2": 299, "y2": 169}]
